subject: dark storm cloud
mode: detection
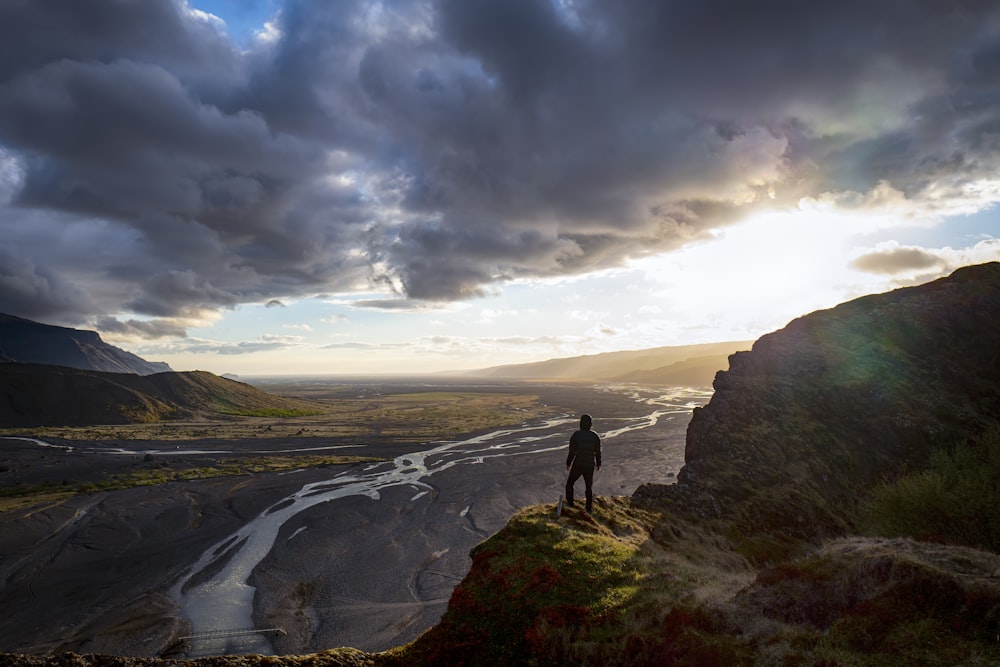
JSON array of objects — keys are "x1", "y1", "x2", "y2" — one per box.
[
  {"x1": 0, "y1": 0, "x2": 238, "y2": 84},
  {"x1": 0, "y1": 245, "x2": 97, "y2": 321},
  {"x1": 1, "y1": 0, "x2": 999, "y2": 335}
]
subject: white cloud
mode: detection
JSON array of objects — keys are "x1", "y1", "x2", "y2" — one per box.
[
  {"x1": 180, "y1": 2, "x2": 226, "y2": 30},
  {"x1": 254, "y1": 18, "x2": 282, "y2": 44}
]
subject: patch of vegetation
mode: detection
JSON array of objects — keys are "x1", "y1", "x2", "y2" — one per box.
[
  {"x1": 1, "y1": 647, "x2": 382, "y2": 667},
  {"x1": 2, "y1": 389, "x2": 553, "y2": 441},
  {"x1": 0, "y1": 491, "x2": 75, "y2": 513},
  {"x1": 391, "y1": 499, "x2": 754, "y2": 667},
  {"x1": 0, "y1": 366, "x2": 326, "y2": 427},
  {"x1": 216, "y1": 407, "x2": 323, "y2": 418},
  {"x1": 0, "y1": 454, "x2": 384, "y2": 507},
  {"x1": 384, "y1": 496, "x2": 1000, "y2": 667},
  {"x1": 355, "y1": 392, "x2": 547, "y2": 437},
  {"x1": 865, "y1": 428, "x2": 1000, "y2": 551},
  {"x1": 740, "y1": 538, "x2": 1000, "y2": 667}
]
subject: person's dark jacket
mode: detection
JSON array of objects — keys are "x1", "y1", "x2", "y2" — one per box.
[{"x1": 567, "y1": 429, "x2": 602, "y2": 469}]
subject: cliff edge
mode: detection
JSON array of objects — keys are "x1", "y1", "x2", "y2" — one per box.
[
  {"x1": 658, "y1": 261, "x2": 1000, "y2": 555},
  {"x1": 403, "y1": 262, "x2": 1000, "y2": 665}
]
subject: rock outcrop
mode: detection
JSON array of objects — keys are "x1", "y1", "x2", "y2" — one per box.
[{"x1": 637, "y1": 262, "x2": 1000, "y2": 554}]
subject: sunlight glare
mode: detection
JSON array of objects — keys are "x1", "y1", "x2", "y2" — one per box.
[{"x1": 631, "y1": 208, "x2": 896, "y2": 338}]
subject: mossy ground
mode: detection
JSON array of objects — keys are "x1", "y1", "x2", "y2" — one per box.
[
  {"x1": 382, "y1": 497, "x2": 1000, "y2": 667},
  {"x1": 386, "y1": 497, "x2": 754, "y2": 666}
]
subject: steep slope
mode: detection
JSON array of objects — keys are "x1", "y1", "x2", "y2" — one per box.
[
  {"x1": 0, "y1": 313, "x2": 171, "y2": 375},
  {"x1": 0, "y1": 364, "x2": 320, "y2": 426},
  {"x1": 664, "y1": 261, "x2": 1000, "y2": 554}
]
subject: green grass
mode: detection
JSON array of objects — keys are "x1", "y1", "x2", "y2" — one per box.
[
  {"x1": 390, "y1": 499, "x2": 755, "y2": 667},
  {"x1": 378, "y1": 495, "x2": 1000, "y2": 667},
  {"x1": 865, "y1": 428, "x2": 1000, "y2": 551}
]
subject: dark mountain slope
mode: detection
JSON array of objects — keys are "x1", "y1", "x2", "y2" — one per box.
[
  {"x1": 0, "y1": 364, "x2": 319, "y2": 426},
  {"x1": 655, "y1": 261, "x2": 1000, "y2": 551},
  {"x1": 0, "y1": 313, "x2": 171, "y2": 375}
]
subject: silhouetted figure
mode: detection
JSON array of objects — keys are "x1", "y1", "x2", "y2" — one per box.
[{"x1": 565, "y1": 413, "x2": 602, "y2": 513}]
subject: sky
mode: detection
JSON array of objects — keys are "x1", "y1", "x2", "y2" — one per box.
[{"x1": 1, "y1": 1, "x2": 999, "y2": 376}]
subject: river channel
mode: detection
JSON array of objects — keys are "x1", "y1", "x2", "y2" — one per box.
[
  {"x1": 169, "y1": 383, "x2": 711, "y2": 656},
  {"x1": 0, "y1": 382, "x2": 711, "y2": 657}
]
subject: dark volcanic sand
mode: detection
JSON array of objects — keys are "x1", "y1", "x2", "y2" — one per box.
[{"x1": 0, "y1": 382, "x2": 707, "y2": 658}]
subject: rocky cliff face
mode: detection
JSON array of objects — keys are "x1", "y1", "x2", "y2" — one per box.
[
  {"x1": 0, "y1": 313, "x2": 171, "y2": 375},
  {"x1": 638, "y1": 261, "x2": 1000, "y2": 555}
]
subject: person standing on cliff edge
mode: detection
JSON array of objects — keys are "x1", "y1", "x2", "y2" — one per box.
[{"x1": 566, "y1": 414, "x2": 602, "y2": 514}]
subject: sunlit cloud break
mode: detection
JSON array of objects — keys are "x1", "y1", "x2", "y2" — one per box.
[{"x1": 0, "y1": 0, "x2": 999, "y2": 373}]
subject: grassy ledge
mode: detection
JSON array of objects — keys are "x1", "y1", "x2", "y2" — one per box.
[{"x1": 382, "y1": 496, "x2": 1000, "y2": 667}]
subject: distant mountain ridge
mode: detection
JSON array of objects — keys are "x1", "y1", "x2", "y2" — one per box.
[
  {"x1": 474, "y1": 340, "x2": 753, "y2": 385},
  {"x1": 0, "y1": 313, "x2": 324, "y2": 427},
  {"x1": 0, "y1": 313, "x2": 171, "y2": 375}
]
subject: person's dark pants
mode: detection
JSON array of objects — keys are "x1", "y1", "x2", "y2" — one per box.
[{"x1": 566, "y1": 464, "x2": 595, "y2": 512}]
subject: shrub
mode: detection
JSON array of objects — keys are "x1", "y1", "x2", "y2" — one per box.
[{"x1": 866, "y1": 429, "x2": 1000, "y2": 551}]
